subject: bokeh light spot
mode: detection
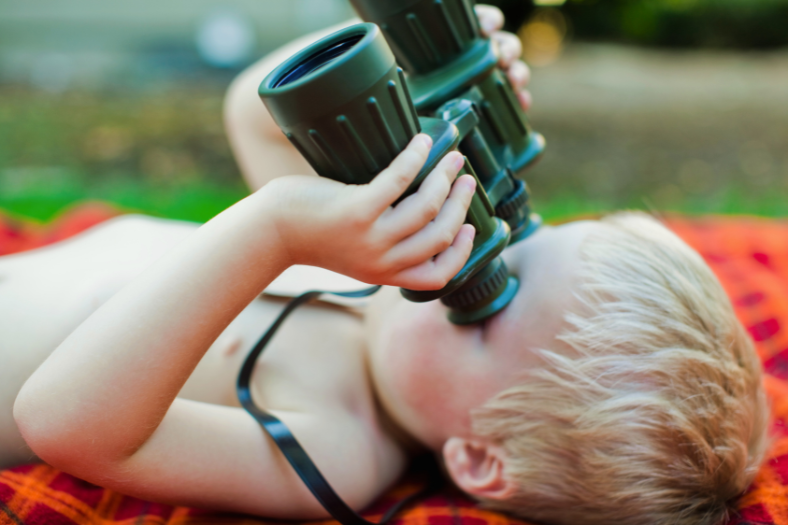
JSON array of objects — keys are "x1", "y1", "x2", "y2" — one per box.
[{"x1": 518, "y1": 8, "x2": 568, "y2": 67}]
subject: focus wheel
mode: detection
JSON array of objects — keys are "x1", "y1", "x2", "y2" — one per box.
[{"x1": 495, "y1": 178, "x2": 529, "y2": 221}]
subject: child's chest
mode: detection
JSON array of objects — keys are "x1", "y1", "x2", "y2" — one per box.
[
  {"x1": 182, "y1": 294, "x2": 377, "y2": 420},
  {"x1": 256, "y1": 300, "x2": 374, "y2": 415}
]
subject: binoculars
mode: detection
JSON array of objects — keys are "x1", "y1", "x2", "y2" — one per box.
[{"x1": 259, "y1": 0, "x2": 545, "y2": 325}]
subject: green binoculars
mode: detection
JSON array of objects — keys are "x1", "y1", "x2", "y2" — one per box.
[{"x1": 259, "y1": 0, "x2": 545, "y2": 325}]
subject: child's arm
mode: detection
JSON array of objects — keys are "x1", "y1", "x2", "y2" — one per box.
[
  {"x1": 225, "y1": 5, "x2": 531, "y2": 191},
  {"x1": 14, "y1": 136, "x2": 476, "y2": 518}
]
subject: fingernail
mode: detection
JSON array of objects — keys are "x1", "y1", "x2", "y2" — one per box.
[
  {"x1": 417, "y1": 133, "x2": 432, "y2": 149},
  {"x1": 453, "y1": 153, "x2": 465, "y2": 171},
  {"x1": 464, "y1": 224, "x2": 476, "y2": 241}
]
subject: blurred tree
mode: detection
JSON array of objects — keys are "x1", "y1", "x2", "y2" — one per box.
[{"x1": 485, "y1": 0, "x2": 788, "y2": 49}]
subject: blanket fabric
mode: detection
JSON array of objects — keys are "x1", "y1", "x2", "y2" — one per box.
[{"x1": 2, "y1": 207, "x2": 788, "y2": 525}]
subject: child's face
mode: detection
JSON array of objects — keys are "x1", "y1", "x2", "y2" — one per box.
[{"x1": 365, "y1": 220, "x2": 605, "y2": 450}]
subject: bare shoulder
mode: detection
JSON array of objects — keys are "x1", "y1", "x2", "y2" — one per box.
[
  {"x1": 0, "y1": 214, "x2": 201, "y2": 468},
  {"x1": 0, "y1": 214, "x2": 199, "y2": 273},
  {"x1": 0, "y1": 214, "x2": 205, "y2": 358},
  {"x1": 0, "y1": 214, "x2": 201, "y2": 324},
  {"x1": 0, "y1": 214, "x2": 201, "y2": 397}
]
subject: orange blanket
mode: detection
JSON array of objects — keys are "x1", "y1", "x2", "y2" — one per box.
[{"x1": 2, "y1": 209, "x2": 788, "y2": 525}]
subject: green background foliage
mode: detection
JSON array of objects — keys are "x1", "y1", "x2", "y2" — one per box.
[{"x1": 2, "y1": 0, "x2": 787, "y2": 224}]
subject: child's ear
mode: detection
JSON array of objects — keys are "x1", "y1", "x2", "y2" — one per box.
[{"x1": 442, "y1": 437, "x2": 516, "y2": 500}]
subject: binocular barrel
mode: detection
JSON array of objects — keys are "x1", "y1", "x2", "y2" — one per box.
[
  {"x1": 350, "y1": 0, "x2": 545, "y2": 200},
  {"x1": 259, "y1": 3, "x2": 544, "y2": 324},
  {"x1": 349, "y1": 0, "x2": 483, "y2": 76}
]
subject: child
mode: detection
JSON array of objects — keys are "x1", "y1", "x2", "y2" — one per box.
[{"x1": 4, "y1": 6, "x2": 767, "y2": 525}]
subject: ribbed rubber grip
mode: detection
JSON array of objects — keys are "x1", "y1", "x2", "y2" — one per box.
[
  {"x1": 440, "y1": 259, "x2": 507, "y2": 309},
  {"x1": 495, "y1": 178, "x2": 529, "y2": 221}
]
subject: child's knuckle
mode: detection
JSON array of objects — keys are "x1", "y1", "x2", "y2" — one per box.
[
  {"x1": 370, "y1": 259, "x2": 391, "y2": 276},
  {"x1": 444, "y1": 229, "x2": 456, "y2": 246},
  {"x1": 437, "y1": 231, "x2": 454, "y2": 251},
  {"x1": 371, "y1": 242, "x2": 390, "y2": 259},
  {"x1": 348, "y1": 208, "x2": 372, "y2": 228},
  {"x1": 422, "y1": 198, "x2": 442, "y2": 220},
  {"x1": 392, "y1": 171, "x2": 413, "y2": 192},
  {"x1": 399, "y1": 172, "x2": 415, "y2": 188}
]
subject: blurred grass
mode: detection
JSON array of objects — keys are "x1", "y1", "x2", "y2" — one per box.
[
  {"x1": 0, "y1": 86, "x2": 248, "y2": 223},
  {"x1": 0, "y1": 174, "x2": 247, "y2": 223},
  {"x1": 4, "y1": 170, "x2": 786, "y2": 226},
  {"x1": 1, "y1": 83, "x2": 787, "y2": 225}
]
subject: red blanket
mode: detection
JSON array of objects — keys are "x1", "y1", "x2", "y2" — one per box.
[{"x1": 2, "y1": 208, "x2": 788, "y2": 525}]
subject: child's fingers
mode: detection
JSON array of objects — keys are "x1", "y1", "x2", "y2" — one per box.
[
  {"x1": 381, "y1": 152, "x2": 464, "y2": 240},
  {"x1": 366, "y1": 134, "x2": 432, "y2": 215},
  {"x1": 391, "y1": 224, "x2": 476, "y2": 291},
  {"x1": 475, "y1": 5, "x2": 504, "y2": 37},
  {"x1": 385, "y1": 174, "x2": 476, "y2": 268},
  {"x1": 507, "y1": 60, "x2": 531, "y2": 91},
  {"x1": 518, "y1": 89, "x2": 533, "y2": 112},
  {"x1": 492, "y1": 31, "x2": 522, "y2": 68}
]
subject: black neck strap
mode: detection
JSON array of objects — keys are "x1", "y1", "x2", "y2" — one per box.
[{"x1": 236, "y1": 286, "x2": 441, "y2": 525}]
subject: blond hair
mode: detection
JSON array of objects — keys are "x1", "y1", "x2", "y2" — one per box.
[{"x1": 472, "y1": 212, "x2": 768, "y2": 525}]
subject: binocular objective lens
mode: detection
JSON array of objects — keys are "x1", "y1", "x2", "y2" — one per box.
[{"x1": 274, "y1": 35, "x2": 364, "y2": 88}]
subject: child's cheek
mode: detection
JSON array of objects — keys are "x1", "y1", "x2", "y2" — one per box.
[
  {"x1": 386, "y1": 302, "x2": 476, "y2": 439},
  {"x1": 388, "y1": 307, "x2": 450, "y2": 402}
]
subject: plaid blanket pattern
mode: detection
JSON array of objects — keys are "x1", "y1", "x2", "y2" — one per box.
[
  {"x1": 2, "y1": 209, "x2": 788, "y2": 525},
  {"x1": 0, "y1": 203, "x2": 119, "y2": 256}
]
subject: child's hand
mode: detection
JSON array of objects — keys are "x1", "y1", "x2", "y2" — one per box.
[
  {"x1": 475, "y1": 4, "x2": 532, "y2": 111},
  {"x1": 262, "y1": 134, "x2": 477, "y2": 291}
]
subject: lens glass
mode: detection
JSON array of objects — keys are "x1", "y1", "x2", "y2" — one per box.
[{"x1": 275, "y1": 35, "x2": 363, "y2": 88}]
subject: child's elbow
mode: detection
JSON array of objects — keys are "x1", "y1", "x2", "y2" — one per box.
[
  {"x1": 14, "y1": 382, "x2": 61, "y2": 464},
  {"x1": 13, "y1": 382, "x2": 95, "y2": 473}
]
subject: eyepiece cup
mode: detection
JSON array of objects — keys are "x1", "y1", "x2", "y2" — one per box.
[
  {"x1": 439, "y1": 256, "x2": 517, "y2": 324},
  {"x1": 259, "y1": 24, "x2": 399, "y2": 128},
  {"x1": 259, "y1": 24, "x2": 420, "y2": 185},
  {"x1": 274, "y1": 36, "x2": 364, "y2": 88}
]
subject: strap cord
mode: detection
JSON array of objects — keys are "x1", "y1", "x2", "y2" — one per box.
[{"x1": 236, "y1": 286, "x2": 442, "y2": 525}]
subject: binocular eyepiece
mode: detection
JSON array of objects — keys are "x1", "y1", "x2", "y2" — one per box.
[{"x1": 259, "y1": 0, "x2": 544, "y2": 325}]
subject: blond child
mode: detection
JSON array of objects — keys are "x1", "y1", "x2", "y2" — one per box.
[{"x1": 3, "y1": 6, "x2": 767, "y2": 525}]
